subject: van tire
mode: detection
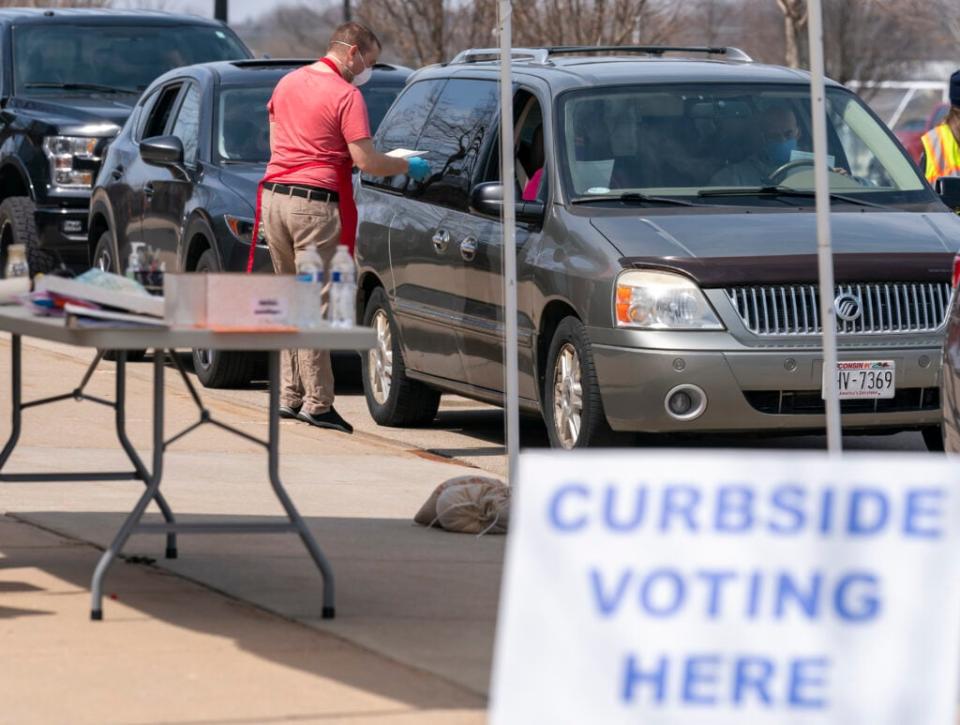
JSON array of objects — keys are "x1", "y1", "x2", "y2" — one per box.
[
  {"x1": 543, "y1": 316, "x2": 618, "y2": 448},
  {"x1": 0, "y1": 197, "x2": 56, "y2": 276},
  {"x1": 361, "y1": 287, "x2": 440, "y2": 426}
]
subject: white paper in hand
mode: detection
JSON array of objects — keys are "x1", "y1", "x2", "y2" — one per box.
[{"x1": 385, "y1": 148, "x2": 427, "y2": 159}]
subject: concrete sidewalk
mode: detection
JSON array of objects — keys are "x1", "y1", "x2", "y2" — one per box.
[{"x1": 0, "y1": 335, "x2": 496, "y2": 723}]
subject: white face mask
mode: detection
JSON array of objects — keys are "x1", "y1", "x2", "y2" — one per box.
[{"x1": 334, "y1": 41, "x2": 372, "y2": 87}]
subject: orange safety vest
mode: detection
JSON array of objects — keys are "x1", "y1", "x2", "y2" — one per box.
[{"x1": 921, "y1": 123, "x2": 960, "y2": 184}]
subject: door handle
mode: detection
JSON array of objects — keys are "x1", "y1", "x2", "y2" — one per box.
[
  {"x1": 432, "y1": 228, "x2": 450, "y2": 253},
  {"x1": 144, "y1": 182, "x2": 154, "y2": 198},
  {"x1": 460, "y1": 236, "x2": 478, "y2": 262},
  {"x1": 111, "y1": 166, "x2": 124, "y2": 181}
]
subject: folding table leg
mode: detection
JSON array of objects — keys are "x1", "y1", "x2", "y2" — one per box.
[
  {"x1": 91, "y1": 349, "x2": 166, "y2": 620},
  {"x1": 0, "y1": 334, "x2": 22, "y2": 471},
  {"x1": 265, "y1": 350, "x2": 336, "y2": 619},
  {"x1": 113, "y1": 351, "x2": 178, "y2": 559}
]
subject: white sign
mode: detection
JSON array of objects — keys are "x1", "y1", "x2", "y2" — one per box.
[{"x1": 490, "y1": 451, "x2": 960, "y2": 725}]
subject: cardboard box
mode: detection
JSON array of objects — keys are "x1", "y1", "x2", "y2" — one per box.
[{"x1": 164, "y1": 273, "x2": 298, "y2": 329}]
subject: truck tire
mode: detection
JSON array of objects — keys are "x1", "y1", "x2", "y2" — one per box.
[
  {"x1": 0, "y1": 197, "x2": 56, "y2": 276},
  {"x1": 191, "y1": 248, "x2": 255, "y2": 388}
]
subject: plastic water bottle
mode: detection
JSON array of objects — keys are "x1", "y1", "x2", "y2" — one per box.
[
  {"x1": 330, "y1": 244, "x2": 356, "y2": 328},
  {"x1": 4, "y1": 243, "x2": 28, "y2": 279},
  {"x1": 126, "y1": 243, "x2": 143, "y2": 282},
  {"x1": 296, "y1": 246, "x2": 325, "y2": 329}
]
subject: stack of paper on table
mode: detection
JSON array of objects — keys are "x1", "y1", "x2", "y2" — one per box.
[{"x1": 35, "y1": 270, "x2": 166, "y2": 328}]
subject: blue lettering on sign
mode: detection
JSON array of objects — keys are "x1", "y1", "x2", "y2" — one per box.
[
  {"x1": 621, "y1": 654, "x2": 668, "y2": 704},
  {"x1": 715, "y1": 486, "x2": 754, "y2": 533},
  {"x1": 774, "y1": 571, "x2": 822, "y2": 619},
  {"x1": 733, "y1": 656, "x2": 775, "y2": 705},
  {"x1": 696, "y1": 570, "x2": 737, "y2": 618},
  {"x1": 640, "y1": 569, "x2": 686, "y2": 617},
  {"x1": 590, "y1": 568, "x2": 631, "y2": 617},
  {"x1": 620, "y1": 653, "x2": 831, "y2": 709},
  {"x1": 847, "y1": 488, "x2": 889, "y2": 535},
  {"x1": 548, "y1": 483, "x2": 589, "y2": 532},
  {"x1": 788, "y1": 657, "x2": 830, "y2": 708},
  {"x1": 682, "y1": 654, "x2": 721, "y2": 705},
  {"x1": 833, "y1": 572, "x2": 880, "y2": 622},
  {"x1": 660, "y1": 485, "x2": 701, "y2": 532},
  {"x1": 604, "y1": 486, "x2": 647, "y2": 531},
  {"x1": 769, "y1": 485, "x2": 806, "y2": 534},
  {"x1": 904, "y1": 489, "x2": 945, "y2": 539}
]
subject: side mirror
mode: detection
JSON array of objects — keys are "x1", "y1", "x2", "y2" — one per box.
[
  {"x1": 936, "y1": 177, "x2": 960, "y2": 211},
  {"x1": 140, "y1": 135, "x2": 184, "y2": 167},
  {"x1": 469, "y1": 181, "x2": 545, "y2": 225}
]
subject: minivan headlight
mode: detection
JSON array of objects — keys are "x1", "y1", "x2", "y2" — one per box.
[
  {"x1": 43, "y1": 135, "x2": 100, "y2": 188},
  {"x1": 614, "y1": 270, "x2": 723, "y2": 329}
]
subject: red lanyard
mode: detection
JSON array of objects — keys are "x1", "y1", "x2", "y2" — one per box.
[{"x1": 246, "y1": 57, "x2": 358, "y2": 273}]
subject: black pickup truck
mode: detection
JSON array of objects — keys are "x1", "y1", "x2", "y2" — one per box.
[{"x1": 0, "y1": 8, "x2": 251, "y2": 276}]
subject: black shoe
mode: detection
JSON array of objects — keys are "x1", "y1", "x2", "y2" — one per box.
[
  {"x1": 298, "y1": 406, "x2": 354, "y2": 434},
  {"x1": 279, "y1": 404, "x2": 301, "y2": 420}
]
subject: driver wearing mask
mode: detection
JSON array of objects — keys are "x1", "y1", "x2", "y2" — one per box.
[{"x1": 710, "y1": 105, "x2": 799, "y2": 187}]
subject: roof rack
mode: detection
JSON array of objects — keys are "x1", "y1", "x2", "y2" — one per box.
[
  {"x1": 447, "y1": 45, "x2": 752, "y2": 65},
  {"x1": 229, "y1": 59, "x2": 313, "y2": 68},
  {"x1": 448, "y1": 48, "x2": 550, "y2": 65},
  {"x1": 545, "y1": 45, "x2": 753, "y2": 62}
]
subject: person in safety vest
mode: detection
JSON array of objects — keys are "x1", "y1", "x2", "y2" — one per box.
[
  {"x1": 261, "y1": 22, "x2": 429, "y2": 433},
  {"x1": 920, "y1": 70, "x2": 960, "y2": 185}
]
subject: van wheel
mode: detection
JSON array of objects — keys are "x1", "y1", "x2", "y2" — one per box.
[
  {"x1": 361, "y1": 287, "x2": 440, "y2": 426},
  {"x1": 0, "y1": 197, "x2": 56, "y2": 276},
  {"x1": 922, "y1": 425, "x2": 945, "y2": 452},
  {"x1": 192, "y1": 248, "x2": 255, "y2": 388},
  {"x1": 544, "y1": 317, "x2": 617, "y2": 449},
  {"x1": 94, "y1": 229, "x2": 146, "y2": 363}
]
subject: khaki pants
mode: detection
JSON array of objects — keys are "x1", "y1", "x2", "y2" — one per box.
[{"x1": 261, "y1": 187, "x2": 340, "y2": 415}]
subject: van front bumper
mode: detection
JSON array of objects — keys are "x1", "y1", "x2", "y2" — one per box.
[{"x1": 590, "y1": 337, "x2": 942, "y2": 434}]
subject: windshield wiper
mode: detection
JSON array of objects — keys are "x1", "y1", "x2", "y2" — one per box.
[
  {"x1": 698, "y1": 185, "x2": 885, "y2": 209},
  {"x1": 24, "y1": 82, "x2": 141, "y2": 95},
  {"x1": 571, "y1": 192, "x2": 703, "y2": 207}
]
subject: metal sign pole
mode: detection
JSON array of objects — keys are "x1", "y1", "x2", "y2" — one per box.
[
  {"x1": 498, "y1": 0, "x2": 520, "y2": 482},
  {"x1": 807, "y1": 0, "x2": 843, "y2": 453}
]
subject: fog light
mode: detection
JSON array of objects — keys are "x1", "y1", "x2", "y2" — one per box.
[
  {"x1": 664, "y1": 384, "x2": 707, "y2": 421},
  {"x1": 62, "y1": 219, "x2": 82, "y2": 234},
  {"x1": 668, "y1": 391, "x2": 693, "y2": 415}
]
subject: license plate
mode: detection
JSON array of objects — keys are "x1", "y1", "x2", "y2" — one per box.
[{"x1": 822, "y1": 360, "x2": 896, "y2": 400}]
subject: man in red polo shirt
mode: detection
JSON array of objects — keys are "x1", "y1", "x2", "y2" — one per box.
[{"x1": 262, "y1": 22, "x2": 429, "y2": 434}]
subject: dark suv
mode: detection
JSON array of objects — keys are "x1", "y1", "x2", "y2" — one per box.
[
  {"x1": 0, "y1": 8, "x2": 251, "y2": 276},
  {"x1": 356, "y1": 46, "x2": 960, "y2": 449},
  {"x1": 90, "y1": 59, "x2": 411, "y2": 387}
]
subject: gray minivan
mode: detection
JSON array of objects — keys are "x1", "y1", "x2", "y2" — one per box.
[{"x1": 355, "y1": 46, "x2": 960, "y2": 449}]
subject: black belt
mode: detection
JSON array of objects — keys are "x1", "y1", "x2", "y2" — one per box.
[{"x1": 264, "y1": 182, "x2": 338, "y2": 202}]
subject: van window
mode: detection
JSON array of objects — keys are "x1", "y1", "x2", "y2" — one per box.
[
  {"x1": 411, "y1": 79, "x2": 500, "y2": 211},
  {"x1": 365, "y1": 79, "x2": 444, "y2": 193},
  {"x1": 558, "y1": 83, "x2": 932, "y2": 208}
]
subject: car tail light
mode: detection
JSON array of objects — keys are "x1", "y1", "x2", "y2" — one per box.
[{"x1": 952, "y1": 253, "x2": 960, "y2": 289}]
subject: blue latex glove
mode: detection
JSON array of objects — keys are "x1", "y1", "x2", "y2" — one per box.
[{"x1": 407, "y1": 156, "x2": 430, "y2": 182}]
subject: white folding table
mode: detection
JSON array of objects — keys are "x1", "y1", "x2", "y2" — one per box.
[{"x1": 0, "y1": 306, "x2": 375, "y2": 620}]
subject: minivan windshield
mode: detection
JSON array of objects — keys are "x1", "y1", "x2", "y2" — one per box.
[
  {"x1": 13, "y1": 24, "x2": 250, "y2": 94},
  {"x1": 558, "y1": 84, "x2": 932, "y2": 206}
]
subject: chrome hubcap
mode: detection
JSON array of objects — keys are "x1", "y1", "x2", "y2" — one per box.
[
  {"x1": 552, "y1": 343, "x2": 583, "y2": 449},
  {"x1": 368, "y1": 309, "x2": 393, "y2": 404},
  {"x1": 197, "y1": 347, "x2": 213, "y2": 370},
  {"x1": 96, "y1": 246, "x2": 112, "y2": 272}
]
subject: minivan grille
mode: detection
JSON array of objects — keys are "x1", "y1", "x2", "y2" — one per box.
[{"x1": 724, "y1": 283, "x2": 952, "y2": 336}]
